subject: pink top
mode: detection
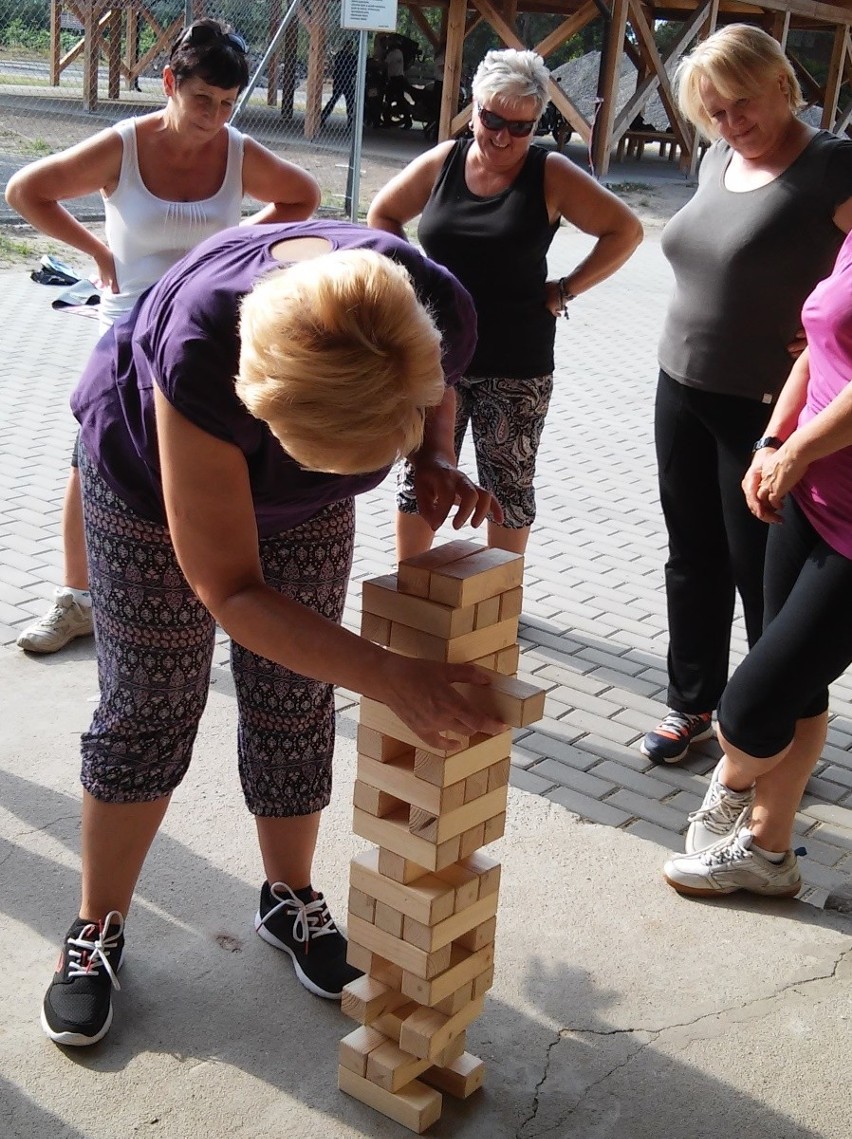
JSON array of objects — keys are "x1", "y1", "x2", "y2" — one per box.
[{"x1": 795, "y1": 228, "x2": 852, "y2": 558}]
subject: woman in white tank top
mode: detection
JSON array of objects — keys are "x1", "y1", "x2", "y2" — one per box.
[{"x1": 5, "y1": 18, "x2": 320, "y2": 655}]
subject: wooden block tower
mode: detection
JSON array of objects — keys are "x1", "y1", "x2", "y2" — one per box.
[{"x1": 338, "y1": 541, "x2": 546, "y2": 1132}]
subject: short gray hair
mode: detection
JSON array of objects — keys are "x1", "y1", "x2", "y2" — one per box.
[{"x1": 471, "y1": 49, "x2": 550, "y2": 118}]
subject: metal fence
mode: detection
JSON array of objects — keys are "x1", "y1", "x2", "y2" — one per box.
[{"x1": 0, "y1": 1, "x2": 459, "y2": 220}]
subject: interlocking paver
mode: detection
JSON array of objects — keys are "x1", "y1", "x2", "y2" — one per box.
[{"x1": 3, "y1": 224, "x2": 852, "y2": 907}]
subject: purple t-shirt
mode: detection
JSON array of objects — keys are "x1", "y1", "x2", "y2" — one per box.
[
  {"x1": 71, "y1": 221, "x2": 476, "y2": 536},
  {"x1": 795, "y1": 229, "x2": 852, "y2": 558}
]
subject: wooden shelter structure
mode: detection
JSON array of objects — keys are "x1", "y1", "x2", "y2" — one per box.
[{"x1": 49, "y1": 0, "x2": 852, "y2": 174}]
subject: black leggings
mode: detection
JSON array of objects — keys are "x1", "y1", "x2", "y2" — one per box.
[
  {"x1": 655, "y1": 371, "x2": 770, "y2": 712},
  {"x1": 718, "y1": 495, "x2": 852, "y2": 758}
]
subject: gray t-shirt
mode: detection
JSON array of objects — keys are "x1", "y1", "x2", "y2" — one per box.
[{"x1": 659, "y1": 131, "x2": 852, "y2": 403}]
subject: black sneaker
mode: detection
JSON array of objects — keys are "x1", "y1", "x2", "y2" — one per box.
[
  {"x1": 640, "y1": 710, "x2": 714, "y2": 764},
  {"x1": 41, "y1": 912, "x2": 124, "y2": 1046},
  {"x1": 254, "y1": 882, "x2": 362, "y2": 1000}
]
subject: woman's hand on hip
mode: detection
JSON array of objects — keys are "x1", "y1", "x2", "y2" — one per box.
[{"x1": 412, "y1": 453, "x2": 504, "y2": 531}]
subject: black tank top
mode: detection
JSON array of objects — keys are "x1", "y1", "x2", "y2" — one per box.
[{"x1": 418, "y1": 139, "x2": 559, "y2": 377}]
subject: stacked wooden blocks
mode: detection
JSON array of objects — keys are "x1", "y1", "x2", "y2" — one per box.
[{"x1": 338, "y1": 541, "x2": 546, "y2": 1132}]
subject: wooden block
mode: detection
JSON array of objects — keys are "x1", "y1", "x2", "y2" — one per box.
[
  {"x1": 457, "y1": 822, "x2": 486, "y2": 859},
  {"x1": 452, "y1": 669, "x2": 546, "y2": 728},
  {"x1": 346, "y1": 942, "x2": 404, "y2": 990},
  {"x1": 435, "y1": 1030, "x2": 467, "y2": 1066},
  {"x1": 373, "y1": 1000, "x2": 421, "y2": 1042},
  {"x1": 499, "y1": 586, "x2": 523, "y2": 620},
  {"x1": 413, "y1": 731, "x2": 511, "y2": 789},
  {"x1": 348, "y1": 914, "x2": 453, "y2": 979},
  {"x1": 348, "y1": 885, "x2": 376, "y2": 924},
  {"x1": 402, "y1": 891, "x2": 499, "y2": 953},
  {"x1": 455, "y1": 916, "x2": 497, "y2": 953},
  {"x1": 366, "y1": 1039, "x2": 433, "y2": 1092},
  {"x1": 397, "y1": 539, "x2": 483, "y2": 598},
  {"x1": 463, "y1": 768, "x2": 490, "y2": 803},
  {"x1": 339, "y1": 1024, "x2": 389, "y2": 1076},
  {"x1": 360, "y1": 697, "x2": 469, "y2": 754},
  {"x1": 469, "y1": 652, "x2": 497, "y2": 669},
  {"x1": 494, "y1": 643, "x2": 520, "y2": 675},
  {"x1": 400, "y1": 994, "x2": 486, "y2": 1061},
  {"x1": 483, "y1": 811, "x2": 506, "y2": 845},
  {"x1": 360, "y1": 611, "x2": 391, "y2": 645},
  {"x1": 434, "y1": 981, "x2": 474, "y2": 1016},
  {"x1": 357, "y1": 725, "x2": 414, "y2": 763},
  {"x1": 421, "y1": 1052, "x2": 485, "y2": 1100},
  {"x1": 409, "y1": 785, "x2": 508, "y2": 844},
  {"x1": 487, "y1": 756, "x2": 511, "y2": 792},
  {"x1": 471, "y1": 965, "x2": 495, "y2": 1000},
  {"x1": 342, "y1": 975, "x2": 410, "y2": 1025},
  {"x1": 389, "y1": 617, "x2": 519, "y2": 664},
  {"x1": 350, "y1": 849, "x2": 456, "y2": 926},
  {"x1": 427, "y1": 548, "x2": 524, "y2": 608},
  {"x1": 374, "y1": 900, "x2": 405, "y2": 939},
  {"x1": 354, "y1": 806, "x2": 461, "y2": 873},
  {"x1": 461, "y1": 850, "x2": 502, "y2": 899},
  {"x1": 473, "y1": 595, "x2": 501, "y2": 629},
  {"x1": 338, "y1": 1065, "x2": 443, "y2": 1133},
  {"x1": 402, "y1": 943, "x2": 495, "y2": 1007},
  {"x1": 353, "y1": 779, "x2": 404, "y2": 818},
  {"x1": 377, "y1": 847, "x2": 429, "y2": 884},
  {"x1": 363, "y1": 574, "x2": 477, "y2": 638},
  {"x1": 357, "y1": 753, "x2": 466, "y2": 816}
]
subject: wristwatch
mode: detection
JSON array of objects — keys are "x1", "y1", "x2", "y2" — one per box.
[{"x1": 751, "y1": 435, "x2": 784, "y2": 454}]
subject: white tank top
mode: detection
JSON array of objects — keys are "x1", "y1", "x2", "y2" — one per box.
[{"x1": 100, "y1": 117, "x2": 245, "y2": 326}]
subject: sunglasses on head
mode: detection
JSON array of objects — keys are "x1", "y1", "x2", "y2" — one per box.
[
  {"x1": 175, "y1": 24, "x2": 248, "y2": 55},
  {"x1": 477, "y1": 104, "x2": 537, "y2": 137}
]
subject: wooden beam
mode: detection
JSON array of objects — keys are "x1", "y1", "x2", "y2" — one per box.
[
  {"x1": 626, "y1": 0, "x2": 693, "y2": 165},
  {"x1": 592, "y1": 0, "x2": 629, "y2": 176},
  {"x1": 534, "y1": 1, "x2": 598, "y2": 60},
  {"x1": 411, "y1": 7, "x2": 439, "y2": 49},
  {"x1": 304, "y1": 0, "x2": 328, "y2": 139},
  {"x1": 441, "y1": 0, "x2": 467, "y2": 140},
  {"x1": 688, "y1": 0, "x2": 719, "y2": 176},
  {"x1": 767, "y1": 7, "x2": 791, "y2": 48},
  {"x1": 822, "y1": 24, "x2": 849, "y2": 128}
]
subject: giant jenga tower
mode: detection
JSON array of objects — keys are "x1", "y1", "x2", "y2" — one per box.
[{"x1": 338, "y1": 541, "x2": 546, "y2": 1132}]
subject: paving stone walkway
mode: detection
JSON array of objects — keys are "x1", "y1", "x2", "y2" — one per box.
[{"x1": 2, "y1": 227, "x2": 851, "y2": 908}]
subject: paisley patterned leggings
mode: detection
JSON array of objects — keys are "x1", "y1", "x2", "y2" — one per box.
[
  {"x1": 78, "y1": 447, "x2": 354, "y2": 817},
  {"x1": 397, "y1": 373, "x2": 553, "y2": 529}
]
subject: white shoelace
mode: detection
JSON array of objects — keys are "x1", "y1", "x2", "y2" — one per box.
[
  {"x1": 260, "y1": 883, "x2": 339, "y2": 950},
  {"x1": 688, "y1": 785, "x2": 754, "y2": 834},
  {"x1": 700, "y1": 831, "x2": 753, "y2": 868},
  {"x1": 67, "y1": 910, "x2": 123, "y2": 990}
]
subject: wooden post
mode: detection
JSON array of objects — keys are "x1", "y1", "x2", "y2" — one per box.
[
  {"x1": 107, "y1": 8, "x2": 121, "y2": 100},
  {"x1": 592, "y1": 0, "x2": 629, "y2": 177},
  {"x1": 304, "y1": 0, "x2": 328, "y2": 139},
  {"x1": 280, "y1": 18, "x2": 299, "y2": 121},
  {"x1": 81, "y1": 1, "x2": 99, "y2": 112},
  {"x1": 50, "y1": 0, "x2": 62, "y2": 86},
  {"x1": 822, "y1": 24, "x2": 848, "y2": 130},
  {"x1": 267, "y1": 0, "x2": 282, "y2": 107},
  {"x1": 440, "y1": 0, "x2": 466, "y2": 141}
]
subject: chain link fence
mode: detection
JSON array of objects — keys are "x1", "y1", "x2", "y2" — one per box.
[{"x1": 0, "y1": 1, "x2": 467, "y2": 220}]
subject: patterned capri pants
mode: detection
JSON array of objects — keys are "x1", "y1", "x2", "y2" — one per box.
[
  {"x1": 397, "y1": 373, "x2": 554, "y2": 529},
  {"x1": 78, "y1": 446, "x2": 354, "y2": 817}
]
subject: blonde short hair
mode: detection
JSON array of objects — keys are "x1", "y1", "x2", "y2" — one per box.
[
  {"x1": 676, "y1": 24, "x2": 803, "y2": 138},
  {"x1": 472, "y1": 48, "x2": 550, "y2": 118},
  {"x1": 236, "y1": 250, "x2": 445, "y2": 475}
]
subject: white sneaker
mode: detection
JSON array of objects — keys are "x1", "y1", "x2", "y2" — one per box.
[
  {"x1": 17, "y1": 588, "x2": 94, "y2": 654},
  {"x1": 663, "y1": 829, "x2": 802, "y2": 898},
  {"x1": 685, "y1": 759, "x2": 756, "y2": 853}
]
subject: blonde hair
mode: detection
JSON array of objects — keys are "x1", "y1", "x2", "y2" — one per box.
[
  {"x1": 676, "y1": 24, "x2": 803, "y2": 138},
  {"x1": 472, "y1": 48, "x2": 550, "y2": 118},
  {"x1": 236, "y1": 250, "x2": 445, "y2": 474}
]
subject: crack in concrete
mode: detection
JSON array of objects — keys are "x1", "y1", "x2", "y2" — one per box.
[
  {"x1": 515, "y1": 1028, "x2": 562, "y2": 1138},
  {"x1": 10, "y1": 814, "x2": 80, "y2": 840},
  {"x1": 515, "y1": 944, "x2": 852, "y2": 1136}
]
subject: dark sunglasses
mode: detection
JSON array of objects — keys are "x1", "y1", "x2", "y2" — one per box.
[
  {"x1": 477, "y1": 104, "x2": 537, "y2": 138},
  {"x1": 175, "y1": 24, "x2": 248, "y2": 55}
]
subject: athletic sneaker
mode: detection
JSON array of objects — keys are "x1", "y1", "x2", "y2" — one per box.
[
  {"x1": 663, "y1": 830, "x2": 802, "y2": 898},
  {"x1": 685, "y1": 759, "x2": 756, "y2": 853},
  {"x1": 255, "y1": 882, "x2": 362, "y2": 1000},
  {"x1": 41, "y1": 912, "x2": 124, "y2": 1046},
  {"x1": 640, "y1": 710, "x2": 713, "y2": 764},
  {"x1": 17, "y1": 587, "x2": 94, "y2": 653}
]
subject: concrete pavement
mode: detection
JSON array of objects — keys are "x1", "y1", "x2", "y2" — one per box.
[{"x1": 1, "y1": 226, "x2": 851, "y2": 1138}]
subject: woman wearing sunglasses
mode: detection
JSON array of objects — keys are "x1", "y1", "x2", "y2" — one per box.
[
  {"x1": 368, "y1": 48, "x2": 643, "y2": 558},
  {"x1": 6, "y1": 18, "x2": 320, "y2": 656}
]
